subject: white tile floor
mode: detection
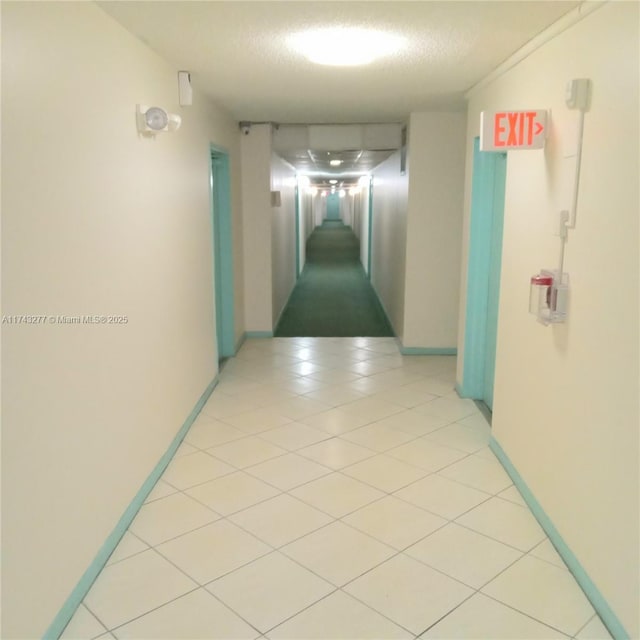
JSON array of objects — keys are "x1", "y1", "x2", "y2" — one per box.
[{"x1": 62, "y1": 338, "x2": 612, "y2": 640}]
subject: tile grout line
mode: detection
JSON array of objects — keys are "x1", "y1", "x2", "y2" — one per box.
[
  {"x1": 153, "y1": 387, "x2": 519, "y2": 575},
  {"x1": 490, "y1": 436, "x2": 627, "y2": 639},
  {"x1": 573, "y1": 613, "x2": 600, "y2": 638},
  {"x1": 47, "y1": 375, "x2": 220, "y2": 640},
  {"x1": 480, "y1": 591, "x2": 579, "y2": 637},
  {"x1": 411, "y1": 543, "x2": 580, "y2": 638},
  {"x1": 79, "y1": 342, "x2": 582, "y2": 640}
]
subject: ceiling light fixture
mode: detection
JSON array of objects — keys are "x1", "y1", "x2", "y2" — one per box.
[
  {"x1": 288, "y1": 27, "x2": 406, "y2": 67},
  {"x1": 329, "y1": 179, "x2": 338, "y2": 184},
  {"x1": 330, "y1": 159, "x2": 343, "y2": 166}
]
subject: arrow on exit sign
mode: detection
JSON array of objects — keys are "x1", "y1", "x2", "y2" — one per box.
[{"x1": 480, "y1": 110, "x2": 548, "y2": 151}]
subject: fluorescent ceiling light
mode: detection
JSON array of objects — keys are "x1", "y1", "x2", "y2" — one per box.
[
  {"x1": 301, "y1": 170, "x2": 368, "y2": 178},
  {"x1": 329, "y1": 179, "x2": 338, "y2": 184},
  {"x1": 288, "y1": 27, "x2": 406, "y2": 66},
  {"x1": 330, "y1": 159, "x2": 342, "y2": 166}
]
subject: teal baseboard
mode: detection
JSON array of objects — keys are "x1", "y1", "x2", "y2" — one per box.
[
  {"x1": 234, "y1": 330, "x2": 275, "y2": 353},
  {"x1": 44, "y1": 376, "x2": 219, "y2": 640},
  {"x1": 234, "y1": 333, "x2": 246, "y2": 353},
  {"x1": 490, "y1": 436, "x2": 630, "y2": 640},
  {"x1": 273, "y1": 285, "x2": 298, "y2": 335},
  {"x1": 369, "y1": 284, "x2": 397, "y2": 338},
  {"x1": 396, "y1": 339, "x2": 457, "y2": 356},
  {"x1": 244, "y1": 331, "x2": 274, "y2": 339}
]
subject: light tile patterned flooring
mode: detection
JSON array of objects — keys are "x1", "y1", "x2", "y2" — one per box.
[{"x1": 62, "y1": 338, "x2": 611, "y2": 640}]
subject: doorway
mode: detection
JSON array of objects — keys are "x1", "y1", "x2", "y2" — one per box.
[
  {"x1": 460, "y1": 137, "x2": 507, "y2": 411},
  {"x1": 366, "y1": 177, "x2": 373, "y2": 278},
  {"x1": 325, "y1": 193, "x2": 341, "y2": 220},
  {"x1": 210, "y1": 146, "x2": 235, "y2": 361}
]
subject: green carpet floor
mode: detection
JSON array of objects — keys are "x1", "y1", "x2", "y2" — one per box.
[{"x1": 274, "y1": 222, "x2": 395, "y2": 337}]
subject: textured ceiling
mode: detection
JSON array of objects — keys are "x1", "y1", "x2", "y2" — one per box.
[
  {"x1": 278, "y1": 149, "x2": 392, "y2": 176},
  {"x1": 98, "y1": 1, "x2": 579, "y2": 124},
  {"x1": 278, "y1": 149, "x2": 395, "y2": 181}
]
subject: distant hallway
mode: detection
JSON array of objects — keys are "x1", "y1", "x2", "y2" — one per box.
[{"x1": 275, "y1": 221, "x2": 394, "y2": 337}]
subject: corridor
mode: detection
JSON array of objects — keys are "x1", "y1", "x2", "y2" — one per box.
[
  {"x1": 275, "y1": 222, "x2": 394, "y2": 337},
  {"x1": 64, "y1": 338, "x2": 606, "y2": 639},
  {"x1": 4, "y1": 2, "x2": 638, "y2": 638}
]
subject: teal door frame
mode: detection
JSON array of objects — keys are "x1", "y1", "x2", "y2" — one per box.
[
  {"x1": 461, "y1": 137, "x2": 507, "y2": 409},
  {"x1": 295, "y1": 184, "x2": 301, "y2": 277},
  {"x1": 367, "y1": 177, "x2": 374, "y2": 279},
  {"x1": 210, "y1": 145, "x2": 235, "y2": 359}
]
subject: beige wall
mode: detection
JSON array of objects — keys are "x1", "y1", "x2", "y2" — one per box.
[
  {"x1": 297, "y1": 190, "x2": 310, "y2": 273},
  {"x1": 313, "y1": 194, "x2": 326, "y2": 228},
  {"x1": 369, "y1": 113, "x2": 465, "y2": 349},
  {"x1": 458, "y1": 3, "x2": 639, "y2": 635},
  {"x1": 242, "y1": 132, "x2": 298, "y2": 332},
  {"x1": 240, "y1": 124, "x2": 273, "y2": 332},
  {"x1": 271, "y1": 153, "x2": 297, "y2": 326},
  {"x1": 1, "y1": 2, "x2": 243, "y2": 637},
  {"x1": 340, "y1": 192, "x2": 354, "y2": 227},
  {"x1": 357, "y1": 183, "x2": 371, "y2": 274},
  {"x1": 370, "y1": 151, "x2": 408, "y2": 339},
  {"x1": 404, "y1": 112, "x2": 466, "y2": 349}
]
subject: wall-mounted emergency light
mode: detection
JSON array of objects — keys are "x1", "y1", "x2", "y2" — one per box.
[{"x1": 136, "y1": 105, "x2": 181, "y2": 136}]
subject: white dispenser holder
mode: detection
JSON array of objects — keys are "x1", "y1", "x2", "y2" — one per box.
[{"x1": 529, "y1": 270, "x2": 569, "y2": 325}]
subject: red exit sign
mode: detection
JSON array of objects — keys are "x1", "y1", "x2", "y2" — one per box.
[{"x1": 480, "y1": 110, "x2": 548, "y2": 151}]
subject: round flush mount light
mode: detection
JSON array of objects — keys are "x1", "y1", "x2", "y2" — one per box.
[{"x1": 288, "y1": 27, "x2": 406, "y2": 66}]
